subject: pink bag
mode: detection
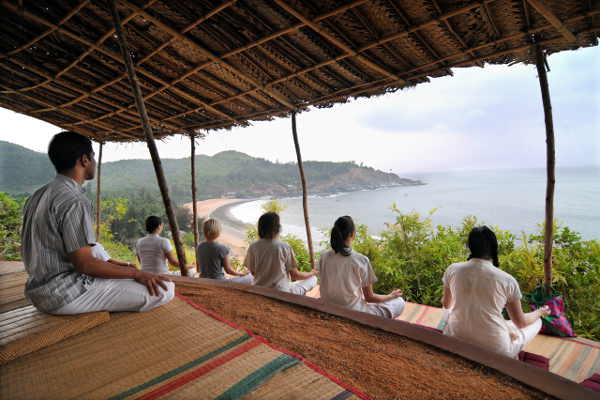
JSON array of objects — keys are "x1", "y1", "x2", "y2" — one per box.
[{"x1": 526, "y1": 287, "x2": 576, "y2": 337}]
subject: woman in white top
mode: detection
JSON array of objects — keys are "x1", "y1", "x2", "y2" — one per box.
[
  {"x1": 135, "y1": 216, "x2": 190, "y2": 275},
  {"x1": 318, "y1": 216, "x2": 405, "y2": 318},
  {"x1": 244, "y1": 212, "x2": 317, "y2": 295},
  {"x1": 442, "y1": 226, "x2": 550, "y2": 358}
]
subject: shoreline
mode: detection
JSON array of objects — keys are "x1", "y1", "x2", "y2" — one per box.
[{"x1": 184, "y1": 198, "x2": 255, "y2": 260}]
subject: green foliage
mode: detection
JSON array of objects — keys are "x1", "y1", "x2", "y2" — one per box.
[
  {"x1": 101, "y1": 240, "x2": 137, "y2": 265},
  {"x1": 0, "y1": 192, "x2": 23, "y2": 260},
  {"x1": 261, "y1": 200, "x2": 287, "y2": 214},
  {"x1": 281, "y1": 234, "x2": 311, "y2": 272}
]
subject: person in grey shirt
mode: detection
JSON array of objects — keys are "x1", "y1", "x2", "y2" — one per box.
[
  {"x1": 197, "y1": 218, "x2": 252, "y2": 283},
  {"x1": 21, "y1": 131, "x2": 174, "y2": 315}
]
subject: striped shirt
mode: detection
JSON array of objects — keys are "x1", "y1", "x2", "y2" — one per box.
[{"x1": 21, "y1": 174, "x2": 96, "y2": 312}]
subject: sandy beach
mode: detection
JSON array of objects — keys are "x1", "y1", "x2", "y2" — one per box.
[{"x1": 183, "y1": 198, "x2": 253, "y2": 260}]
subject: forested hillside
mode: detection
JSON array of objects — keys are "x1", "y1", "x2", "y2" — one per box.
[{"x1": 0, "y1": 141, "x2": 422, "y2": 202}]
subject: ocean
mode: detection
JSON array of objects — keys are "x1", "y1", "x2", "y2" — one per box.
[{"x1": 230, "y1": 167, "x2": 600, "y2": 244}]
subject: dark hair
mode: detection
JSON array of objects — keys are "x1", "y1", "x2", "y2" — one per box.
[
  {"x1": 48, "y1": 131, "x2": 94, "y2": 173},
  {"x1": 258, "y1": 212, "x2": 280, "y2": 239},
  {"x1": 467, "y1": 226, "x2": 499, "y2": 267},
  {"x1": 331, "y1": 216, "x2": 355, "y2": 256},
  {"x1": 145, "y1": 216, "x2": 162, "y2": 233}
]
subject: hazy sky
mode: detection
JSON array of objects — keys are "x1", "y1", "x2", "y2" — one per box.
[{"x1": 1, "y1": 46, "x2": 598, "y2": 175}]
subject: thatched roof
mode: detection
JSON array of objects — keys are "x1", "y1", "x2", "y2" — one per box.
[{"x1": 0, "y1": 0, "x2": 598, "y2": 142}]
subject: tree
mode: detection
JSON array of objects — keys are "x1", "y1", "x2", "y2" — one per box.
[
  {"x1": 0, "y1": 192, "x2": 23, "y2": 260},
  {"x1": 261, "y1": 199, "x2": 287, "y2": 214}
]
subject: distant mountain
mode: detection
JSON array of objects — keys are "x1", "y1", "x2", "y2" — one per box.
[
  {"x1": 0, "y1": 142, "x2": 423, "y2": 202},
  {"x1": 0, "y1": 141, "x2": 54, "y2": 195}
]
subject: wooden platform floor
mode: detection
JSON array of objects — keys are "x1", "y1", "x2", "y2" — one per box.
[{"x1": 1, "y1": 262, "x2": 598, "y2": 399}]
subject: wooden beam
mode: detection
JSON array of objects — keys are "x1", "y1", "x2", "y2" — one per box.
[
  {"x1": 159, "y1": 23, "x2": 600, "y2": 132},
  {"x1": 526, "y1": 0, "x2": 577, "y2": 42},
  {"x1": 429, "y1": 0, "x2": 485, "y2": 67},
  {"x1": 110, "y1": 0, "x2": 188, "y2": 276},
  {"x1": 385, "y1": 0, "x2": 453, "y2": 75},
  {"x1": 2, "y1": 1, "x2": 236, "y2": 126},
  {"x1": 190, "y1": 134, "x2": 199, "y2": 267},
  {"x1": 95, "y1": 141, "x2": 103, "y2": 240},
  {"x1": 119, "y1": 0, "x2": 298, "y2": 110},
  {"x1": 291, "y1": 112, "x2": 315, "y2": 270},
  {"x1": 534, "y1": 42, "x2": 556, "y2": 289},
  {"x1": 31, "y1": 0, "x2": 240, "y2": 126},
  {"x1": 0, "y1": 0, "x2": 91, "y2": 60},
  {"x1": 274, "y1": 0, "x2": 406, "y2": 83}
]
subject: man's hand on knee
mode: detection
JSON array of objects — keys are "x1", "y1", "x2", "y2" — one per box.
[{"x1": 134, "y1": 270, "x2": 172, "y2": 296}]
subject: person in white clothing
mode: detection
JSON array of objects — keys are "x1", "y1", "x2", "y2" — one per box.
[
  {"x1": 244, "y1": 212, "x2": 317, "y2": 295},
  {"x1": 442, "y1": 226, "x2": 550, "y2": 358},
  {"x1": 90, "y1": 242, "x2": 137, "y2": 269},
  {"x1": 318, "y1": 216, "x2": 405, "y2": 318},
  {"x1": 136, "y1": 216, "x2": 192, "y2": 275}
]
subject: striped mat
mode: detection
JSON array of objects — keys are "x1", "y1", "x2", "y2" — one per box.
[
  {"x1": 0, "y1": 305, "x2": 110, "y2": 364},
  {"x1": 397, "y1": 301, "x2": 600, "y2": 383},
  {"x1": 1, "y1": 294, "x2": 369, "y2": 400}
]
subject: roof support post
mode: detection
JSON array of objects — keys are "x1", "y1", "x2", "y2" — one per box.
[
  {"x1": 534, "y1": 42, "x2": 555, "y2": 290},
  {"x1": 190, "y1": 134, "x2": 199, "y2": 266},
  {"x1": 291, "y1": 112, "x2": 315, "y2": 270},
  {"x1": 110, "y1": 0, "x2": 189, "y2": 276},
  {"x1": 95, "y1": 141, "x2": 103, "y2": 240}
]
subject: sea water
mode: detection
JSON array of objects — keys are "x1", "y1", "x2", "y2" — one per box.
[{"x1": 230, "y1": 167, "x2": 600, "y2": 244}]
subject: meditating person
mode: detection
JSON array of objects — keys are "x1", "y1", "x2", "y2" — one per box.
[
  {"x1": 442, "y1": 226, "x2": 550, "y2": 358},
  {"x1": 318, "y1": 216, "x2": 405, "y2": 318},
  {"x1": 197, "y1": 218, "x2": 252, "y2": 284},
  {"x1": 244, "y1": 212, "x2": 317, "y2": 295},
  {"x1": 21, "y1": 131, "x2": 174, "y2": 315},
  {"x1": 136, "y1": 216, "x2": 190, "y2": 275},
  {"x1": 90, "y1": 242, "x2": 137, "y2": 269}
]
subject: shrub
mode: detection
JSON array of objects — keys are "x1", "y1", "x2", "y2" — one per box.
[{"x1": 0, "y1": 192, "x2": 23, "y2": 260}]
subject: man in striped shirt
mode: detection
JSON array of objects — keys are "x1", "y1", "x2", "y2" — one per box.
[{"x1": 21, "y1": 131, "x2": 174, "y2": 314}]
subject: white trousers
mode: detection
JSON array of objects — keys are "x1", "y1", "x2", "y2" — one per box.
[
  {"x1": 52, "y1": 278, "x2": 175, "y2": 314},
  {"x1": 286, "y1": 276, "x2": 318, "y2": 296},
  {"x1": 507, "y1": 318, "x2": 543, "y2": 357},
  {"x1": 228, "y1": 274, "x2": 254, "y2": 284},
  {"x1": 366, "y1": 297, "x2": 406, "y2": 319}
]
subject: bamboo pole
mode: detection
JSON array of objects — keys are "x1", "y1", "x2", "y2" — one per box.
[
  {"x1": 110, "y1": 0, "x2": 188, "y2": 276},
  {"x1": 190, "y1": 134, "x2": 199, "y2": 258},
  {"x1": 95, "y1": 141, "x2": 103, "y2": 240},
  {"x1": 534, "y1": 42, "x2": 555, "y2": 290},
  {"x1": 291, "y1": 112, "x2": 315, "y2": 270}
]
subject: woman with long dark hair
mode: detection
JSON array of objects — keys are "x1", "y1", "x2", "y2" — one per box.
[
  {"x1": 318, "y1": 216, "x2": 405, "y2": 318},
  {"x1": 442, "y1": 226, "x2": 550, "y2": 357},
  {"x1": 244, "y1": 212, "x2": 317, "y2": 295}
]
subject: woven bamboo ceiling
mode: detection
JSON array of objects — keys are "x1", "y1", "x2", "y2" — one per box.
[{"x1": 0, "y1": 0, "x2": 598, "y2": 142}]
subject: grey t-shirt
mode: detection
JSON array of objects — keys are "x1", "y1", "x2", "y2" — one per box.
[{"x1": 197, "y1": 241, "x2": 229, "y2": 279}]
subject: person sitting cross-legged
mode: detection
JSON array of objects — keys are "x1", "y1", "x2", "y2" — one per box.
[
  {"x1": 197, "y1": 218, "x2": 252, "y2": 284},
  {"x1": 136, "y1": 216, "x2": 193, "y2": 276},
  {"x1": 442, "y1": 226, "x2": 550, "y2": 358},
  {"x1": 21, "y1": 131, "x2": 174, "y2": 315},
  {"x1": 318, "y1": 215, "x2": 405, "y2": 318},
  {"x1": 244, "y1": 212, "x2": 317, "y2": 295}
]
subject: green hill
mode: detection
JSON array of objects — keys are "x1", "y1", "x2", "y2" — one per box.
[
  {"x1": 0, "y1": 142, "x2": 422, "y2": 202},
  {"x1": 0, "y1": 141, "x2": 55, "y2": 195}
]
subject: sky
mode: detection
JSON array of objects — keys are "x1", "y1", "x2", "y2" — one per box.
[{"x1": 1, "y1": 46, "x2": 598, "y2": 175}]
